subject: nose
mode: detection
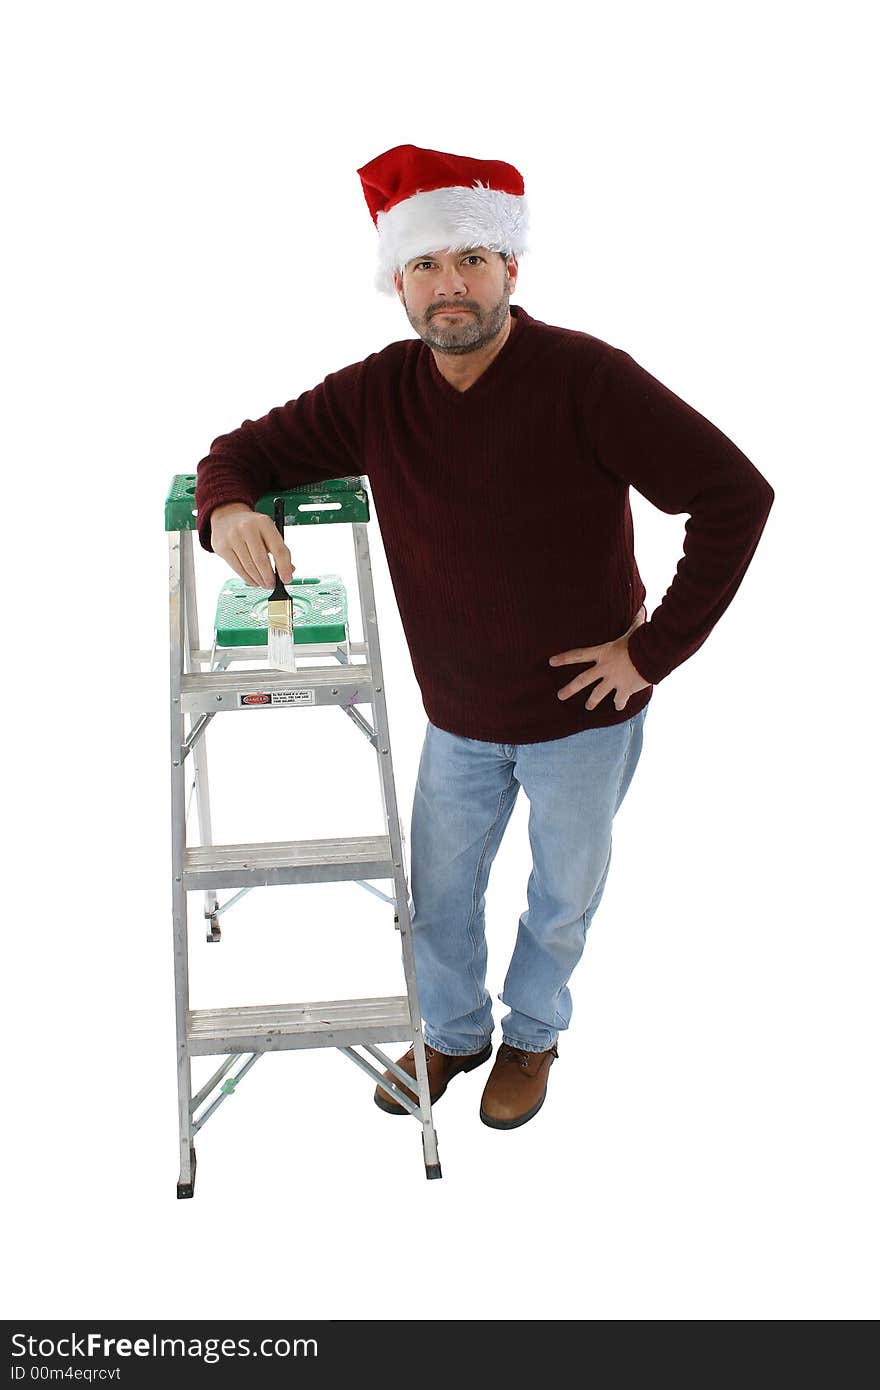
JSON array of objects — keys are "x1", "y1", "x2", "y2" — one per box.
[{"x1": 433, "y1": 265, "x2": 469, "y2": 298}]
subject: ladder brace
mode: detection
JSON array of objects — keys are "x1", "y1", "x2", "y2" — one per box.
[
  {"x1": 342, "y1": 704, "x2": 377, "y2": 744},
  {"x1": 182, "y1": 712, "x2": 214, "y2": 760},
  {"x1": 191, "y1": 1053, "x2": 262, "y2": 1134},
  {"x1": 337, "y1": 1045, "x2": 423, "y2": 1119}
]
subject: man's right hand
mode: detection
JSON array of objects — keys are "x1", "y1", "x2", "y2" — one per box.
[{"x1": 209, "y1": 502, "x2": 296, "y2": 589}]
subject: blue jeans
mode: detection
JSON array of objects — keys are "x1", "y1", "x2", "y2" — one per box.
[{"x1": 409, "y1": 706, "x2": 649, "y2": 1055}]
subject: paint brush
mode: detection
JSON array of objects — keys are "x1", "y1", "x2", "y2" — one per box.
[{"x1": 267, "y1": 497, "x2": 296, "y2": 671}]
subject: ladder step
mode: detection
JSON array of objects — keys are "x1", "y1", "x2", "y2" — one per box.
[
  {"x1": 183, "y1": 834, "x2": 396, "y2": 889},
  {"x1": 192, "y1": 641, "x2": 368, "y2": 664},
  {"x1": 181, "y1": 663, "x2": 374, "y2": 714},
  {"x1": 187, "y1": 995, "x2": 412, "y2": 1055}
]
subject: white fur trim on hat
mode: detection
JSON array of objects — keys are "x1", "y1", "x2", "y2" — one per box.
[{"x1": 374, "y1": 182, "x2": 529, "y2": 295}]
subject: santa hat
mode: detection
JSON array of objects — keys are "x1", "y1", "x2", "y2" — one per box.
[{"x1": 357, "y1": 143, "x2": 529, "y2": 296}]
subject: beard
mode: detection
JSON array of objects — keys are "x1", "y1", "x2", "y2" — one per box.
[{"x1": 403, "y1": 273, "x2": 511, "y2": 356}]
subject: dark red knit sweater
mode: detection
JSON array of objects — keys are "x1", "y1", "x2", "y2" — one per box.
[{"x1": 195, "y1": 303, "x2": 774, "y2": 743}]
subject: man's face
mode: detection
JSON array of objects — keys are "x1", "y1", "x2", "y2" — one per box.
[{"x1": 393, "y1": 247, "x2": 518, "y2": 355}]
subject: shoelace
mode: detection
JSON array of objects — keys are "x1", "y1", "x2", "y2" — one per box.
[{"x1": 498, "y1": 1043, "x2": 531, "y2": 1070}]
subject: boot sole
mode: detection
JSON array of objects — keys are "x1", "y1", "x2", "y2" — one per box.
[
  {"x1": 374, "y1": 1041, "x2": 493, "y2": 1115},
  {"x1": 479, "y1": 1090, "x2": 547, "y2": 1130}
]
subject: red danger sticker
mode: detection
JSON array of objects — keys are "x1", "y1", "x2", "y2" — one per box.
[{"x1": 237, "y1": 689, "x2": 316, "y2": 708}]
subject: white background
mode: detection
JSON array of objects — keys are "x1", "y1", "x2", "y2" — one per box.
[{"x1": 3, "y1": 0, "x2": 877, "y2": 1322}]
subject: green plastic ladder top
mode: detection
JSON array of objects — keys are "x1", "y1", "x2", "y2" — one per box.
[
  {"x1": 213, "y1": 575, "x2": 348, "y2": 648},
  {"x1": 164, "y1": 473, "x2": 370, "y2": 532}
]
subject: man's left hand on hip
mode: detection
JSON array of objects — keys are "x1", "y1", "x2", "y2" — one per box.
[{"x1": 548, "y1": 605, "x2": 651, "y2": 712}]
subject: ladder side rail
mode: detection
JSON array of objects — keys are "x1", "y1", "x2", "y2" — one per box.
[
  {"x1": 169, "y1": 528, "x2": 196, "y2": 1195},
  {"x1": 181, "y1": 531, "x2": 218, "y2": 927},
  {"x1": 351, "y1": 517, "x2": 440, "y2": 1172}
]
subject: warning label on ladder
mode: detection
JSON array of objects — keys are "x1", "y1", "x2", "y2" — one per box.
[{"x1": 238, "y1": 689, "x2": 317, "y2": 707}]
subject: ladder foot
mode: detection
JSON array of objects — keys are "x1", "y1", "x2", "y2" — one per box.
[
  {"x1": 176, "y1": 1145, "x2": 197, "y2": 1199},
  {"x1": 425, "y1": 1162, "x2": 442, "y2": 1180}
]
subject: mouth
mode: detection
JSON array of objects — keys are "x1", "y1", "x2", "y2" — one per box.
[{"x1": 434, "y1": 309, "x2": 472, "y2": 317}]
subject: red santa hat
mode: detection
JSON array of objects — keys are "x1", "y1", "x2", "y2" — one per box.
[{"x1": 357, "y1": 143, "x2": 530, "y2": 296}]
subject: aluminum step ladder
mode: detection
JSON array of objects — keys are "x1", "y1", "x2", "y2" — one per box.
[{"x1": 165, "y1": 473, "x2": 441, "y2": 1197}]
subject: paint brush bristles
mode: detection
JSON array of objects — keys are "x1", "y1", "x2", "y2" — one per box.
[{"x1": 267, "y1": 498, "x2": 296, "y2": 671}]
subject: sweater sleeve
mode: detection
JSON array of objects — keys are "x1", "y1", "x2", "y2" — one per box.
[
  {"x1": 584, "y1": 346, "x2": 775, "y2": 685},
  {"x1": 194, "y1": 354, "x2": 374, "y2": 553}
]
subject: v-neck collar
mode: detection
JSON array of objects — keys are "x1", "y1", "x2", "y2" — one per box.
[{"x1": 425, "y1": 303, "x2": 532, "y2": 402}]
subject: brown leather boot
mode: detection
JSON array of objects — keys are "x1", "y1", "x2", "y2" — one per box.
[
  {"x1": 479, "y1": 1041, "x2": 558, "y2": 1129},
  {"x1": 374, "y1": 1040, "x2": 493, "y2": 1115}
]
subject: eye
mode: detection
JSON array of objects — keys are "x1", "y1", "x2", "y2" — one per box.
[{"x1": 412, "y1": 255, "x2": 485, "y2": 271}]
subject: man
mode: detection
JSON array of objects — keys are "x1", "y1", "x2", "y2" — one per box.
[{"x1": 195, "y1": 143, "x2": 775, "y2": 1131}]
